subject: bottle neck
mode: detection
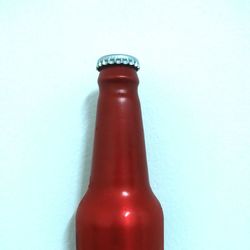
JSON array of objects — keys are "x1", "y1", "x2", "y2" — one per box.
[{"x1": 89, "y1": 66, "x2": 149, "y2": 190}]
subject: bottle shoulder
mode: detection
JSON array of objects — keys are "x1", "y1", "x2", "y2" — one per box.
[
  {"x1": 76, "y1": 187, "x2": 164, "y2": 249},
  {"x1": 76, "y1": 187, "x2": 163, "y2": 224}
]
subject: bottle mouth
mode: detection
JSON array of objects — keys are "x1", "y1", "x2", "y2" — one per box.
[{"x1": 96, "y1": 54, "x2": 140, "y2": 71}]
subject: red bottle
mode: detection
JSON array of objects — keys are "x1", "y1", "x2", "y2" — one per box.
[{"x1": 76, "y1": 54, "x2": 164, "y2": 250}]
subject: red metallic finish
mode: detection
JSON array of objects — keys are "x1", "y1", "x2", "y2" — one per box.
[{"x1": 76, "y1": 65, "x2": 164, "y2": 250}]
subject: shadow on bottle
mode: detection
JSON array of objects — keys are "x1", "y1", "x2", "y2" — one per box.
[{"x1": 65, "y1": 91, "x2": 98, "y2": 250}]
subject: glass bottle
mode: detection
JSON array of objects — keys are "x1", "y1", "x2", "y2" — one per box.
[{"x1": 76, "y1": 54, "x2": 164, "y2": 250}]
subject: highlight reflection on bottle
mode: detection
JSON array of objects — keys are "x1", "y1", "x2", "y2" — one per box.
[{"x1": 76, "y1": 54, "x2": 164, "y2": 250}]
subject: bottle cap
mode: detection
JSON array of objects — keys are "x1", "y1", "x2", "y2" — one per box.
[{"x1": 96, "y1": 54, "x2": 140, "y2": 71}]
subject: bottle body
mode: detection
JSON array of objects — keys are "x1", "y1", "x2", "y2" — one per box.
[{"x1": 76, "y1": 65, "x2": 164, "y2": 250}]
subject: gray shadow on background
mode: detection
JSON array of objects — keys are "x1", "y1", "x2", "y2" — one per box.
[{"x1": 66, "y1": 91, "x2": 98, "y2": 250}]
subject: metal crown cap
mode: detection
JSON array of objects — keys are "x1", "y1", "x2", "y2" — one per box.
[{"x1": 96, "y1": 54, "x2": 140, "y2": 71}]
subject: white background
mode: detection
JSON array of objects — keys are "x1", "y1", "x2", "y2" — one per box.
[{"x1": 0, "y1": 0, "x2": 250, "y2": 249}]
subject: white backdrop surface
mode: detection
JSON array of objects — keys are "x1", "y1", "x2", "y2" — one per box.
[{"x1": 0, "y1": 0, "x2": 250, "y2": 249}]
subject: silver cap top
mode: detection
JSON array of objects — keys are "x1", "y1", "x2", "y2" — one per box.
[{"x1": 96, "y1": 54, "x2": 140, "y2": 71}]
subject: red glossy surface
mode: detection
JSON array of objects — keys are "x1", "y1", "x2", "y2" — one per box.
[{"x1": 76, "y1": 65, "x2": 164, "y2": 250}]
